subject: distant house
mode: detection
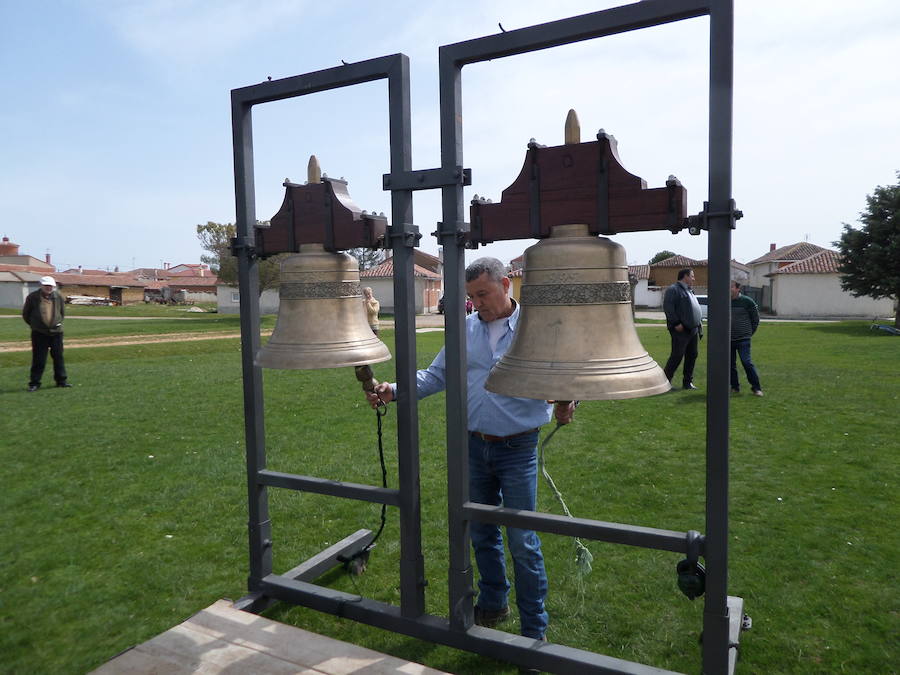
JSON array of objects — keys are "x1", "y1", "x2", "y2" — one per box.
[
  {"x1": 52, "y1": 272, "x2": 148, "y2": 305},
  {"x1": 0, "y1": 269, "x2": 45, "y2": 308},
  {"x1": 767, "y1": 249, "x2": 894, "y2": 319},
  {"x1": 360, "y1": 252, "x2": 442, "y2": 314},
  {"x1": 166, "y1": 267, "x2": 218, "y2": 303},
  {"x1": 216, "y1": 284, "x2": 280, "y2": 315},
  {"x1": 0, "y1": 236, "x2": 55, "y2": 273},
  {"x1": 216, "y1": 250, "x2": 440, "y2": 315},
  {"x1": 746, "y1": 242, "x2": 828, "y2": 310},
  {"x1": 649, "y1": 255, "x2": 708, "y2": 293},
  {"x1": 628, "y1": 264, "x2": 658, "y2": 307},
  {"x1": 0, "y1": 237, "x2": 56, "y2": 308}
]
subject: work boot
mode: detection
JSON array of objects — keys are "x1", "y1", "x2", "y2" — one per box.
[{"x1": 473, "y1": 605, "x2": 510, "y2": 628}]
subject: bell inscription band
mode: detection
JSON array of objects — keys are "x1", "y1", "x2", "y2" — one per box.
[
  {"x1": 485, "y1": 224, "x2": 670, "y2": 400},
  {"x1": 255, "y1": 244, "x2": 391, "y2": 370}
]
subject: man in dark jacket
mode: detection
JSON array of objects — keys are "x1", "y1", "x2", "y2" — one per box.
[
  {"x1": 730, "y1": 280, "x2": 763, "y2": 396},
  {"x1": 22, "y1": 276, "x2": 71, "y2": 391},
  {"x1": 662, "y1": 268, "x2": 703, "y2": 390}
]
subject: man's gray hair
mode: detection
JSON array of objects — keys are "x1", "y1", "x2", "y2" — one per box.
[{"x1": 465, "y1": 257, "x2": 507, "y2": 283}]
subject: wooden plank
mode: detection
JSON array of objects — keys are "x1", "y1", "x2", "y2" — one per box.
[{"x1": 92, "y1": 600, "x2": 449, "y2": 675}]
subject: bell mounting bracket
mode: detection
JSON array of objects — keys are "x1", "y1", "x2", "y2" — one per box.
[
  {"x1": 469, "y1": 130, "x2": 689, "y2": 245},
  {"x1": 254, "y1": 177, "x2": 388, "y2": 257}
]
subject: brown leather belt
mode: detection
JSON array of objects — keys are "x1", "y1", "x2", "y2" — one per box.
[{"x1": 470, "y1": 428, "x2": 539, "y2": 443}]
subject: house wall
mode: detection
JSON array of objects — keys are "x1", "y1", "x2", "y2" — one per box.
[
  {"x1": 58, "y1": 285, "x2": 144, "y2": 305},
  {"x1": 633, "y1": 280, "x2": 662, "y2": 308},
  {"x1": 749, "y1": 262, "x2": 777, "y2": 289},
  {"x1": 365, "y1": 278, "x2": 439, "y2": 314},
  {"x1": 771, "y1": 274, "x2": 895, "y2": 318},
  {"x1": 649, "y1": 265, "x2": 709, "y2": 289},
  {"x1": 217, "y1": 286, "x2": 280, "y2": 315},
  {"x1": 0, "y1": 281, "x2": 38, "y2": 309},
  {"x1": 178, "y1": 290, "x2": 217, "y2": 303}
]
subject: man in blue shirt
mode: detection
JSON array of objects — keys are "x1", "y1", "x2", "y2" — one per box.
[{"x1": 368, "y1": 257, "x2": 575, "y2": 641}]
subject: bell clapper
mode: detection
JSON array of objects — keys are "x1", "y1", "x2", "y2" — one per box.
[{"x1": 355, "y1": 364, "x2": 386, "y2": 408}]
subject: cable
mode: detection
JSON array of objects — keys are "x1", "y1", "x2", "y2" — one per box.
[{"x1": 539, "y1": 422, "x2": 593, "y2": 577}]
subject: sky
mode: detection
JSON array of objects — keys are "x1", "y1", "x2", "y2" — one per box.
[{"x1": 2, "y1": 1, "x2": 898, "y2": 273}]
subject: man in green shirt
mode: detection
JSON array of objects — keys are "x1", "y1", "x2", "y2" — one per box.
[{"x1": 730, "y1": 280, "x2": 762, "y2": 396}]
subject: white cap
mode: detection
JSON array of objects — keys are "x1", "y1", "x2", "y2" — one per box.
[{"x1": 39, "y1": 276, "x2": 57, "y2": 287}]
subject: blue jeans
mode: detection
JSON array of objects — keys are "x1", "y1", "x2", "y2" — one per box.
[
  {"x1": 730, "y1": 339, "x2": 761, "y2": 391},
  {"x1": 468, "y1": 430, "x2": 548, "y2": 639}
]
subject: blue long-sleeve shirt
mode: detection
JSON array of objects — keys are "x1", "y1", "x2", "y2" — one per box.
[{"x1": 397, "y1": 302, "x2": 552, "y2": 436}]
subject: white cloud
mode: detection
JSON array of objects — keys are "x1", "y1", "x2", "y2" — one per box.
[{"x1": 90, "y1": 0, "x2": 311, "y2": 65}]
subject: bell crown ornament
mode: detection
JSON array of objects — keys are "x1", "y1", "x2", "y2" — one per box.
[
  {"x1": 485, "y1": 223, "x2": 670, "y2": 400},
  {"x1": 255, "y1": 244, "x2": 391, "y2": 370}
]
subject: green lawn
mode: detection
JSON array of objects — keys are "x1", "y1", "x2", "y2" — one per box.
[{"x1": 0, "y1": 321, "x2": 897, "y2": 674}]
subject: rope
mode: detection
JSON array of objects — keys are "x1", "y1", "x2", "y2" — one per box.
[
  {"x1": 364, "y1": 400, "x2": 389, "y2": 552},
  {"x1": 539, "y1": 422, "x2": 593, "y2": 577},
  {"x1": 339, "y1": 395, "x2": 388, "y2": 576}
]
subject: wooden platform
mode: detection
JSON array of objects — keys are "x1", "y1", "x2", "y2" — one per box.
[{"x1": 91, "y1": 599, "x2": 450, "y2": 674}]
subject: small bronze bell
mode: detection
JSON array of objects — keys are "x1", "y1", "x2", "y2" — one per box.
[
  {"x1": 255, "y1": 244, "x2": 391, "y2": 370},
  {"x1": 485, "y1": 224, "x2": 670, "y2": 400}
]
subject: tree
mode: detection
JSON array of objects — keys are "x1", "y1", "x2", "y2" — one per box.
[
  {"x1": 347, "y1": 247, "x2": 387, "y2": 270},
  {"x1": 834, "y1": 172, "x2": 900, "y2": 327},
  {"x1": 196, "y1": 221, "x2": 285, "y2": 295},
  {"x1": 649, "y1": 250, "x2": 677, "y2": 265}
]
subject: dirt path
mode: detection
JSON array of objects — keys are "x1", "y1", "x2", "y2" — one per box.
[
  {"x1": 0, "y1": 316, "x2": 449, "y2": 353},
  {"x1": 0, "y1": 330, "x2": 266, "y2": 353}
]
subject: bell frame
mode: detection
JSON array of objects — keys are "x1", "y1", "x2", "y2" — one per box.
[{"x1": 230, "y1": 1, "x2": 742, "y2": 673}]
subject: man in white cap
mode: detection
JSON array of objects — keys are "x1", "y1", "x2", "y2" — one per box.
[{"x1": 22, "y1": 276, "x2": 71, "y2": 391}]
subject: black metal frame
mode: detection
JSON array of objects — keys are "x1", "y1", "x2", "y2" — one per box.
[{"x1": 231, "y1": 1, "x2": 740, "y2": 673}]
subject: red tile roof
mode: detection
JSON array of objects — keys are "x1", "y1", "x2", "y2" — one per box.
[
  {"x1": 360, "y1": 259, "x2": 441, "y2": 279},
  {"x1": 628, "y1": 264, "x2": 650, "y2": 280},
  {"x1": 54, "y1": 273, "x2": 147, "y2": 287},
  {"x1": 770, "y1": 249, "x2": 841, "y2": 274},
  {"x1": 649, "y1": 254, "x2": 707, "y2": 267},
  {"x1": 747, "y1": 242, "x2": 827, "y2": 265},
  {"x1": 167, "y1": 276, "x2": 219, "y2": 287}
]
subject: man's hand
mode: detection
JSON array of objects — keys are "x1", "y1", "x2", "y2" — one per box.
[
  {"x1": 674, "y1": 323, "x2": 684, "y2": 332},
  {"x1": 554, "y1": 400, "x2": 576, "y2": 425},
  {"x1": 366, "y1": 382, "x2": 394, "y2": 409}
]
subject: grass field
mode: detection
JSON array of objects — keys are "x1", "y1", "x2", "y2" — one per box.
[{"x1": 0, "y1": 316, "x2": 897, "y2": 674}]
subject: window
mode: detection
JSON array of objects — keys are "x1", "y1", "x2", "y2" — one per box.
[{"x1": 231, "y1": 292, "x2": 240, "y2": 302}]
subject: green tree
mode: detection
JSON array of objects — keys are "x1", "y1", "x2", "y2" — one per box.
[
  {"x1": 347, "y1": 247, "x2": 387, "y2": 270},
  {"x1": 196, "y1": 221, "x2": 285, "y2": 295},
  {"x1": 649, "y1": 250, "x2": 677, "y2": 265},
  {"x1": 834, "y1": 172, "x2": 900, "y2": 327}
]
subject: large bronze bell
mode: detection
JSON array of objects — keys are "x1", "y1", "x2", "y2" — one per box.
[
  {"x1": 255, "y1": 244, "x2": 391, "y2": 370},
  {"x1": 485, "y1": 224, "x2": 670, "y2": 400}
]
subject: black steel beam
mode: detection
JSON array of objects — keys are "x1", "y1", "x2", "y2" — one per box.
[
  {"x1": 257, "y1": 469, "x2": 402, "y2": 506},
  {"x1": 703, "y1": 2, "x2": 736, "y2": 673},
  {"x1": 260, "y1": 574, "x2": 683, "y2": 675},
  {"x1": 440, "y1": 0, "x2": 710, "y2": 66},
  {"x1": 464, "y1": 503, "x2": 698, "y2": 554},
  {"x1": 383, "y1": 166, "x2": 472, "y2": 191},
  {"x1": 231, "y1": 55, "x2": 403, "y2": 107}
]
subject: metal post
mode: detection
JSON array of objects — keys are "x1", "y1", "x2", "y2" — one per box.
[
  {"x1": 231, "y1": 97, "x2": 272, "y2": 589},
  {"x1": 437, "y1": 47, "x2": 474, "y2": 632},
  {"x1": 703, "y1": 1, "x2": 735, "y2": 673},
  {"x1": 386, "y1": 54, "x2": 427, "y2": 618}
]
